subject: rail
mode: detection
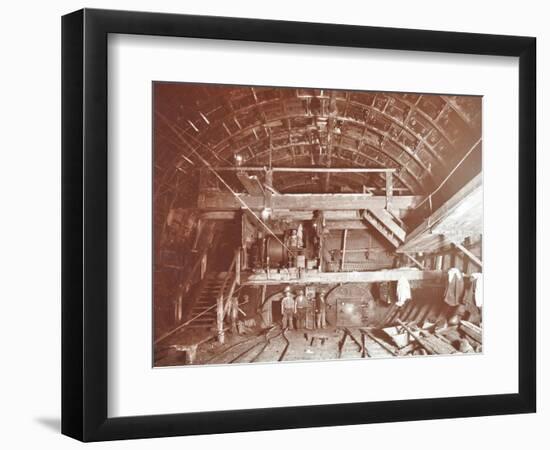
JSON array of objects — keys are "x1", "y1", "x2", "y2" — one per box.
[
  {"x1": 205, "y1": 325, "x2": 290, "y2": 365},
  {"x1": 173, "y1": 222, "x2": 217, "y2": 322}
]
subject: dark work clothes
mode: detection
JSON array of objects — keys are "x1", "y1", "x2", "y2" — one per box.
[
  {"x1": 462, "y1": 278, "x2": 475, "y2": 307},
  {"x1": 443, "y1": 270, "x2": 465, "y2": 307},
  {"x1": 458, "y1": 274, "x2": 483, "y2": 324},
  {"x1": 295, "y1": 294, "x2": 307, "y2": 309},
  {"x1": 378, "y1": 281, "x2": 395, "y2": 304},
  {"x1": 315, "y1": 295, "x2": 326, "y2": 312},
  {"x1": 294, "y1": 294, "x2": 307, "y2": 329},
  {"x1": 295, "y1": 308, "x2": 307, "y2": 329},
  {"x1": 463, "y1": 274, "x2": 483, "y2": 308}
]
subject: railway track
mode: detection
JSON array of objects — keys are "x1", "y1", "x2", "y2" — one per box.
[
  {"x1": 337, "y1": 328, "x2": 363, "y2": 359},
  {"x1": 206, "y1": 326, "x2": 290, "y2": 365},
  {"x1": 205, "y1": 325, "x2": 398, "y2": 365},
  {"x1": 251, "y1": 326, "x2": 290, "y2": 363},
  {"x1": 336, "y1": 327, "x2": 398, "y2": 359}
]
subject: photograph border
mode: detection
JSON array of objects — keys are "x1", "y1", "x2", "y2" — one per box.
[{"x1": 61, "y1": 8, "x2": 536, "y2": 441}]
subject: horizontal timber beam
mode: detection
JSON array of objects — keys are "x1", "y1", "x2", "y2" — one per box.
[
  {"x1": 243, "y1": 269, "x2": 445, "y2": 285},
  {"x1": 205, "y1": 166, "x2": 396, "y2": 173},
  {"x1": 199, "y1": 192, "x2": 423, "y2": 211},
  {"x1": 326, "y1": 220, "x2": 368, "y2": 230}
]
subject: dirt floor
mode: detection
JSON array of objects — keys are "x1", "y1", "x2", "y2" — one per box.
[{"x1": 156, "y1": 325, "x2": 412, "y2": 366}]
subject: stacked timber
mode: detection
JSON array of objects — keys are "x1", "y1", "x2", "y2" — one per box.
[{"x1": 370, "y1": 318, "x2": 483, "y2": 357}]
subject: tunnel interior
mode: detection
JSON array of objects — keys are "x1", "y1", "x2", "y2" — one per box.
[{"x1": 153, "y1": 83, "x2": 483, "y2": 367}]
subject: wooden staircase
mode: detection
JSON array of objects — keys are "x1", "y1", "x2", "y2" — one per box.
[
  {"x1": 362, "y1": 208, "x2": 406, "y2": 248},
  {"x1": 186, "y1": 272, "x2": 228, "y2": 330}
]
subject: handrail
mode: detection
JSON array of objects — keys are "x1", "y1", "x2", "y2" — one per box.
[
  {"x1": 413, "y1": 139, "x2": 481, "y2": 212},
  {"x1": 174, "y1": 223, "x2": 217, "y2": 321},
  {"x1": 156, "y1": 247, "x2": 241, "y2": 346},
  {"x1": 218, "y1": 248, "x2": 240, "y2": 318},
  {"x1": 216, "y1": 248, "x2": 241, "y2": 343},
  {"x1": 154, "y1": 303, "x2": 217, "y2": 345}
]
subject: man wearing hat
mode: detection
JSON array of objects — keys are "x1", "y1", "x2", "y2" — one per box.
[
  {"x1": 294, "y1": 289, "x2": 308, "y2": 330},
  {"x1": 315, "y1": 288, "x2": 327, "y2": 329},
  {"x1": 280, "y1": 286, "x2": 295, "y2": 330}
]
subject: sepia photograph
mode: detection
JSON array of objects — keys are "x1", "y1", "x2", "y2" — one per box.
[{"x1": 153, "y1": 83, "x2": 483, "y2": 367}]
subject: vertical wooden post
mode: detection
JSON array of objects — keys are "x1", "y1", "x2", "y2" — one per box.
[
  {"x1": 385, "y1": 171, "x2": 393, "y2": 211},
  {"x1": 200, "y1": 253, "x2": 207, "y2": 280},
  {"x1": 264, "y1": 169, "x2": 273, "y2": 212},
  {"x1": 260, "y1": 284, "x2": 271, "y2": 326},
  {"x1": 341, "y1": 229, "x2": 348, "y2": 271},
  {"x1": 236, "y1": 248, "x2": 241, "y2": 285},
  {"x1": 216, "y1": 295, "x2": 225, "y2": 344},
  {"x1": 317, "y1": 211, "x2": 325, "y2": 272},
  {"x1": 319, "y1": 234, "x2": 324, "y2": 272},
  {"x1": 230, "y1": 296, "x2": 237, "y2": 334},
  {"x1": 191, "y1": 219, "x2": 203, "y2": 252},
  {"x1": 265, "y1": 169, "x2": 273, "y2": 189},
  {"x1": 176, "y1": 292, "x2": 183, "y2": 322},
  {"x1": 260, "y1": 284, "x2": 267, "y2": 307},
  {"x1": 463, "y1": 237, "x2": 471, "y2": 274}
]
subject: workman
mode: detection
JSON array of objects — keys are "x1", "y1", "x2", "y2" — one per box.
[
  {"x1": 289, "y1": 229, "x2": 298, "y2": 247},
  {"x1": 294, "y1": 289, "x2": 308, "y2": 330},
  {"x1": 315, "y1": 289, "x2": 327, "y2": 329},
  {"x1": 281, "y1": 286, "x2": 295, "y2": 330},
  {"x1": 230, "y1": 295, "x2": 240, "y2": 334}
]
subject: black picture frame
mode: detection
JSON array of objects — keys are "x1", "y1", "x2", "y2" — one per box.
[{"x1": 62, "y1": 8, "x2": 536, "y2": 442}]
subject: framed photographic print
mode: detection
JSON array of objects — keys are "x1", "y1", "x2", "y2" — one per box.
[{"x1": 62, "y1": 8, "x2": 536, "y2": 442}]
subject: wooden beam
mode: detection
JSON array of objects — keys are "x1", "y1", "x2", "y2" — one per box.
[
  {"x1": 200, "y1": 209, "x2": 413, "y2": 221},
  {"x1": 366, "y1": 208, "x2": 406, "y2": 242},
  {"x1": 293, "y1": 210, "x2": 401, "y2": 223},
  {"x1": 216, "y1": 296, "x2": 225, "y2": 344},
  {"x1": 453, "y1": 242, "x2": 483, "y2": 268},
  {"x1": 244, "y1": 269, "x2": 445, "y2": 285},
  {"x1": 395, "y1": 320, "x2": 435, "y2": 355},
  {"x1": 210, "y1": 166, "x2": 396, "y2": 174},
  {"x1": 260, "y1": 284, "x2": 267, "y2": 307},
  {"x1": 236, "y1": 171, "x2": 264, "y2": 195},
  {"x1": 191, "y1": 219, "x2": 203, "y2": 252},
  {"x1": 272, "y1": 210, "x2": 359, "y2": 221},
  {"x1": 236, "y1": 248, "x2": 241, "y2": 285},
  {"x1": 459, "y1": 320, "x2": 482, "y2": 343},
  {"x1": 325, "y1": 220, "x2": 367, "y2": 230},
  {"x1": 155, "y1": 303, "x2": 218, "y2": 345},
  {"x1": 405, "y1": 253, "x2": 424, "y2": 269},
  {"x1": 398, "y1": 233, "x2": 454, "y2": 254},
  {"x1": 386, "y1": 171, "x2": 393, "y2": 211},
  {"x1": 341, "y1": 229, "x2": 348, "y2": 271},
  {"x1": 199, "y1": 192, "x2": 423, "y2": 211},
  {"x1": 361, "y1": 329, "x2": 399, "y2": 356},
  {"x1": 200, "y1": 211, "x2": 236, "y2": 220}
]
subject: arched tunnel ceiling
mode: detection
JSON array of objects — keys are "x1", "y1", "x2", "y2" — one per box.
[{"x1": 154, "y1": 83, "x2": 481, "y2": 207}]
